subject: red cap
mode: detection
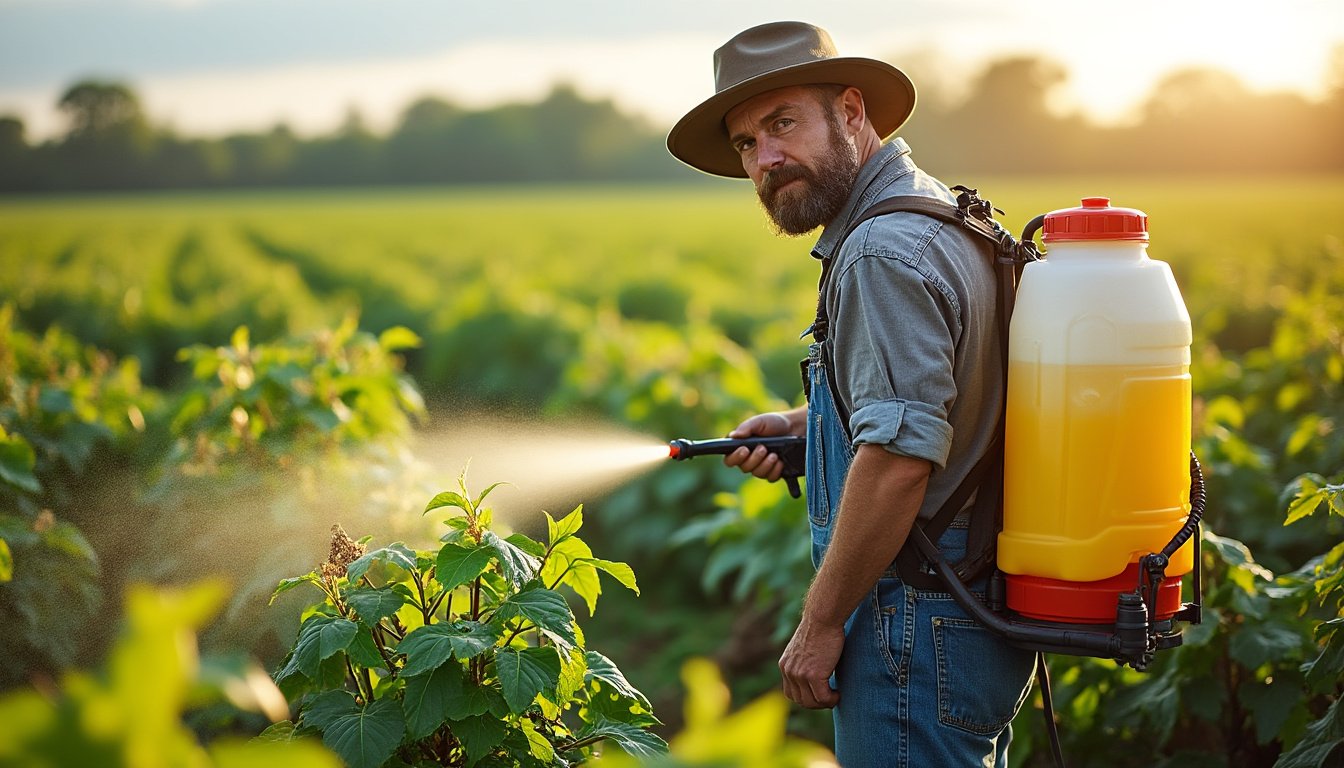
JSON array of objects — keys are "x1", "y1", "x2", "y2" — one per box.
[{"x1": 1042, "y1": 197, "x2": 1148, "y2": 243}]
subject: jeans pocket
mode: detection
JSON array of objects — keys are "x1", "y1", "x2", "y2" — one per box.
[{"x1": 932, "y1": 617, "x2": 1034, "y2": 735}]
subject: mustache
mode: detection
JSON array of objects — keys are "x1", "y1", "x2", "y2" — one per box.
[{"x1": 760, "y1": 164, "x2": 812, "y2": 202}]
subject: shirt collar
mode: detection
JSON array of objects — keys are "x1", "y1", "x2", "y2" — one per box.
[{"x1": 811, "y1": 137, "x2": 915, "y2": 261}]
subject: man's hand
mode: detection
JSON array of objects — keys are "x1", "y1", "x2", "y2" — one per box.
[
  {"x1": 724, "y1": 407, "x2": 807, "y2": 482},
  {"x1": 779, "y1": 614, "x2": 844, "y2": 709}
]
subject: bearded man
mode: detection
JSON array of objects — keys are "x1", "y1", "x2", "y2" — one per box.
[{"x1": 666, "y1": 21, "x2": 1037, "y2": 767}]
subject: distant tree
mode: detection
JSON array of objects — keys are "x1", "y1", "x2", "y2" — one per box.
[
  {"x1": 0, "y1": 116, "x2": 32, "y2": 192},
  {"x1": 223, "y1": 125, "x2": 299, "y2": 186},
  {"x1": 385, "y1": 97, "x2": 464, "y2": 182},
  {"x1": 55, "y1": 80, "x2": 154, "y2": 188}
]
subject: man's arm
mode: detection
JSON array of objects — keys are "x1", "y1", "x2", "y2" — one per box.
[{"x1": 778, "y1": 444, "x2": 930, "y2": 708}]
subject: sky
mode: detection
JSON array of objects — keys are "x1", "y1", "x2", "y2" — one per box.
[{"x1": 1, "y1": 0, "x2": 1341, "y2": 141}]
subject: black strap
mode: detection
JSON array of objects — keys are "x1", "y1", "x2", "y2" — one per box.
[{"x1": 812, "y1": 189, "x2": 1033, "y2": 591}]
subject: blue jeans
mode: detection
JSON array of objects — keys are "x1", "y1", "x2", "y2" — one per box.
[{"x1": 805, "y1": 343, "x2": 1035, "y2": 767}]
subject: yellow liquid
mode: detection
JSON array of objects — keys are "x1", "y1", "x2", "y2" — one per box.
[{"x1": 1000, "y1": 362, "x2": 1194, "y2": 582}]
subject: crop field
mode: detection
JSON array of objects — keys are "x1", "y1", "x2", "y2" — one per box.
[{"x1": 2, "y1": 176, "x2": 1342, "y2": 765}]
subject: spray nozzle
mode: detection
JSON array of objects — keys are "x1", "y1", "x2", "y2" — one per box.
[{"x1": 667, "y1": 436, "x2": 806, "y2": 498}]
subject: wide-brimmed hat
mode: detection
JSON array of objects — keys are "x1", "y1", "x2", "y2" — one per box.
[{"x1": 667, "y1": 21, "x2": 916, "y2": 178}]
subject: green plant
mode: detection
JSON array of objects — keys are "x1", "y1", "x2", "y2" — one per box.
[
  {"x1": 266, "y1": 475, "x2": 667, "y2": 767},
  {"x1": 0, "y1": 304, "x2": 150, "y2": 686},
  {"x1": 0, "y1": 580, "x2": 338, "y2": 767}
]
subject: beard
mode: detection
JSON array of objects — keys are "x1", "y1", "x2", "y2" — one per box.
[{"x1": 756, "y1": 113, "x2": 860, "y2": 236}]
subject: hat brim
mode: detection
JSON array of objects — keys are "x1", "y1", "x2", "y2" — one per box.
[{"x1": 666, "y1": 57, "x2": 916, "y2": 179}]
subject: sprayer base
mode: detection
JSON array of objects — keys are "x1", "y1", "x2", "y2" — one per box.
[{"x1": 1006, "y1": 563, "x2": 1184, "y2": 624}]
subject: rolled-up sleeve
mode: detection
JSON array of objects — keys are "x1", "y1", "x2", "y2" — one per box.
[{"x1": 829, "y1": 231, "x2": 961, "y2": 468}]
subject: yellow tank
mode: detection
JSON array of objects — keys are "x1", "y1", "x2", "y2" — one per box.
[{"x1": 998, "y1": 198, "x2": 1193, "y2": 621}]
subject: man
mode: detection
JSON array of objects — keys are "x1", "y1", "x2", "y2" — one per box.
[{"x1": 666, "y1": 21, "x2": 1036, "y2": 766}]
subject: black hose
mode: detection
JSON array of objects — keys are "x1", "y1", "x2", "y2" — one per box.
[{"x1": 1161, "y1": 452, "x2": 1206, "y2": 560}]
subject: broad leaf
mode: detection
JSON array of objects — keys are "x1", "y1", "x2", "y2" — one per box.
[
  {"x1": 424, "y1": 491, "x2": 472, "y2": 516},
  {"x1": 435, "y1": 543, "x2": 494, "y2": 591},
  {"x1": 1228, "y1": 619, "x2": 1307, "y2": 669},
  {"x1": 346, "y1": 544, "x2": 417, "y2": 585},
  {"x1": 494, "y1": 646, "x2": 561, "y2": 713},
  {"x1": 494, "y1": 586, "x2": 576, "y2": 650},
  {"x1": 0, "y1": 538, "x2": 11, "y2": 582},
  {"x1": 520, "y1": 718, "x2": 555, "y2": 762},
  {"x1": 0, "y1": 434, "x2": 40, "y2": 494},
  {"x1": 449, "y1": 680, "x2": 509, "y2": 721},
  {"x1": 320, "y1": 697, "x2": 405, "y2": 768},
  {"x1": 397, "y1": 621, "x2": 499, "y2": 677},
  {"x1": 396, "y1": 624, "x2": 458, "y2": 677},
  {"x1": 574, "y1": 719, "x2": 668, "y2": 759},
  {"x1": 449, "y1": 714, "x2": 507, "y2": 767},
  {"x1": 584, "y1": 650, "x2": 651, "y2": 709},
  {"x1": 481, "y1": 530, "x2": 539, "y2": 587},
  {"x1": 346, "y1": 586, "x2": 406, "y2": 625},
  {"x1": 269, "y1": 573, "x2": 320, "y2": 605},
  {"x1": 303, "y1": 689, "x2": 358, "y2": 731},
  {"x1": 402, "y1": 662, "x2": 464, "y2": 740},
  {"x1": 277, "y1": 616, "x2": 359, "y2": 682},
  {"x1": 378, "y1": 326, "x2": 421, "y2": 352},
  {"x1": 582, "y1": 558, "x2": 639, "y2": 595},
  {"x1": 546, "y1": 506, "x2": 584, "y2": 546},
  {"x1": 346, "y1": 629, "x2": 385, "y2": 670},
  {"x1": 505, "y1": 532, "x2": 545, "y2": 558}
]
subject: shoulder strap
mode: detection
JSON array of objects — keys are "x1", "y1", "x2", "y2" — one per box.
[{"x1": 812, "y1": 188, "x2": 1036, "y2": 590}]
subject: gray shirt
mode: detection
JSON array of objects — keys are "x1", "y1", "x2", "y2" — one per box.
[{"x1": 811, "y1": 138, "x2": 1002, "y2": 520}]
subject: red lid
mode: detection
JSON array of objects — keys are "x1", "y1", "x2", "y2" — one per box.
[{"x1": 1042, "y1": 197, "x2": 1148, "y2": 243}]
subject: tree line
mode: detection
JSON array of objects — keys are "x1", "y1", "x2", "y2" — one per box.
[{"x1": 1, "y1": 51, "x2": 1342, "y2": 192}]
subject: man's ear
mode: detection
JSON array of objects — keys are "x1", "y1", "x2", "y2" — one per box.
[{"x1": 838, "y1": 86, "x2": 867, "y2": 136}]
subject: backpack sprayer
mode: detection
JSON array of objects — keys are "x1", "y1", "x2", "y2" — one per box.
[{"x1": 668, "y1": 187, "x2": 1205, "y2": 675}]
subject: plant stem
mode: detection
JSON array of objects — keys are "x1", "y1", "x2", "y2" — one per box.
[{"x1": 415, "y1": 572, "x2": 431, "y2": 625}]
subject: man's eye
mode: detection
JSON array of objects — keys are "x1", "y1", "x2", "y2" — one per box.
[
  {"x1": 774, "y1": 118, "x2": 794, "y2": 130},
  {"x1": 735, "y1": 139, "x2": 755, "y2": 154}
]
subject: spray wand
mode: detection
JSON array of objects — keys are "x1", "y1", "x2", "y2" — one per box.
[{"x1": 667, "y1": 436, "x2": 806, "y2": 498}]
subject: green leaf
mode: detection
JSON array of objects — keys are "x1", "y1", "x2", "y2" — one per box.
[
  {"x1": 278, "y1": 617, "x2": 359, "y2": 682},
  {"x1": 521, "y1": 718, "x2": 555, "y2": 762},
  {"x1": 396, "y1": 624, "x2": 459, "y2": 678},
  {"x1": 320, "y1": 697, "x2": 405, "y2": 768},
  {"x1": 0, "y1": 538, "x2": 11, "y2": 583},
  {"x1": 346, "y1": 630, "x2": 385, "y2": 670},
  {"x1": 378, "y1": 326, "x2": 421, "y2": 352},
  {"x1": 505, "y1": 532, "x2": 545, "y2": 558},
  {"x1": 303, "y1": 689, "x2": 358, "y2": 731},
  {"x1": 1286, "y1": 474, "x2": 1328, "y2": 526},
  {"x1": 582, "y1": 557, "x2": 639, "y2": 596},
  {"x1": 1228, "y1": 620, "x2": 1307, "y2": 670},
  {"x1": 397, "y1": 621, "x2": 499, "y2": 677},
  {"x1": 346, "y1": 544, "x2": 418, "y2": 586},
  {"x1": 0, "y1": 433, "x2": 40, "y2": 494},
  {"x1": 1239, "y1": 675, "x2": 1303, "y2": 745},
  {"x1": 435, "y1": 543, "x2": 494, "y2": 591},
  {"x1": 1304, "y1": 624, "x2": 1344, "y2": 691},
  {"x1": 574, "y1": 719, "x2": 668, "y2": 759},
  {"x1": 546, "y1": 506, "x2": 584, "y2": 546},
  {"x1": 211, "y1": 738, "x2": 341, "y2": 768},
  {"x1": 450, "y1": 714, "x2": 507, "y2": 767},
  {"x1": 402, "y1": 662, "x2": 464, "y2": 740},
  {"x1": 481, "y1": 530, "x2": 540, "y2": 588},
  {"x1": 346, "y1": 587, "x2": 406, "y2": 625},
  {"x1": 473, "y1": 481, "x2": 508, "y2": 509},
  {"x1": 251, "y1": 720, "x2": 300, "y2": 744},
  {"x1": 1274, "y1": 696, "x2": 1344, "y2": 768},
  {"x1": 495, "y1": 586, "x2": 576, "y2": 650},
  {"x1": 424, "y1": 491, "x2": 473, "y2": 516},
  {"x1": 584, "y1": 650, "x2": 651, "y2": 709},
  {"x1": 494, "y1": 646, "x2": 561, "y2": 713},
  {"x1": 449, "y1": 680, "x2": 509, "y2": 721},
  {"x1": 269, "y1": 573, "x2": 320, "y2": 605}
]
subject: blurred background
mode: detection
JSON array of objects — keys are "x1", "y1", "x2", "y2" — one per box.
[{"x1": 2, "y1": 2, "x2": 1343, "y2": 766}]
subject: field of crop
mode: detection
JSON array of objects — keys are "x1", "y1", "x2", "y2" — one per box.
[{"x1": 2, "y1": 176, "x2": 1342, "y2": 766}]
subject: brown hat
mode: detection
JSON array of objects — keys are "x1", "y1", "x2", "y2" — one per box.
[{"x1": 667, "y1": 21, "x2": 916, "y2": 178}]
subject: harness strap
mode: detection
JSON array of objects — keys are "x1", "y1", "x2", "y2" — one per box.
[{"x1": 813, "y1": 189, "x2": 1032, "y2": 591}]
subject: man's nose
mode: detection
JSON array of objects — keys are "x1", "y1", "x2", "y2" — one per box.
[{"x1": 755, "y1": 136, "x2": 786, "y2": 171}]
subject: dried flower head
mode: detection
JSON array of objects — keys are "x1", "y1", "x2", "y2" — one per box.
[{"x1": 322, "y1": 524, "x2": 365, "y2": 581}]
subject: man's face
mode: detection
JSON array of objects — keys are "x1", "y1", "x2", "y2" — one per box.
[{"x1": 724, "y1": 85, "x2": 860, "y2": 236}]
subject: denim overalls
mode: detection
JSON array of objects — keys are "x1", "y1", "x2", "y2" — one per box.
[{"x1": 804, "y1": 338, "x2": 1035, "y2": 768}]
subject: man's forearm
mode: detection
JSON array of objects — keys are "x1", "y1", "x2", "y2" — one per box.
[{"x1": 802, "y1": 444, "x2": 930, "y2": 627}]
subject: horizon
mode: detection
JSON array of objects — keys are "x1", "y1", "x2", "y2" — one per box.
[{"x1": 1, "y1": 0, "x2": 1341, "y2": 141}]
